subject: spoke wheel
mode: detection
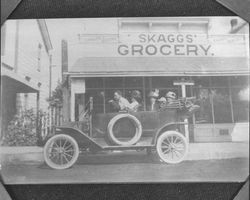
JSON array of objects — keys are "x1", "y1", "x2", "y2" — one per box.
[
  {"x1": 44, "y1": 134, "x2": 79, "y2": 169},
  {"x1": 156, "y1": 131, "x2": 188, "y2": 164}
]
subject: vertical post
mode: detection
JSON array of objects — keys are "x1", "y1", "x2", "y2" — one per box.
[
  {"x1": 14, "y1": 20, "x2": 20, "y2": 73},
  {"x1": 36, "y1": 92, "x2": 40, "y2": 142},
  {"x1": 89, "y1": 97, "x2": 93, "y2": 137},
  {"x1": 181, "y1": 85, "x2": 189, "y2": 143},
  {"x1": 70, "y1": 88, "x2": 75, "y2": 122},
  {"x1": 228, "y1": 77, "x2": 234, "y2": 123},
  {"x1": 103, "y1": 78, "x2": 106, "y2": 114},
  {"x1": 49, "y1": 54, "x2": 52, "y2": 99},
  {"x1": 142, "y1": 77, "x2": 146, "y2": 111}
]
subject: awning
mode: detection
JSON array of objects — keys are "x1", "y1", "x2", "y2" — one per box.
[
  {"x1": 1, "y1": 68, "x2": 39, "y2": 93},
  {"x1": 68, "y1": 57, "x2": 249, "y2": 77}
]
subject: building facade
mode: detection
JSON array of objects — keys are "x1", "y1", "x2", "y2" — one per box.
[
  {"x1": 61, "y1": 17, "x2": 249, "y2": 143},
  {"x1": 1, "y1": 19, "x2": 53, "y2": 137}
]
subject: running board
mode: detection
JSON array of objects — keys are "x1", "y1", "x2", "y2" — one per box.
[{"x1": 103, "y1": 144, "x2": 154, "y2": 151}]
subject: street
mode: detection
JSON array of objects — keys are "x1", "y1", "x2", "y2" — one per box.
[{"x1": 1, "y1": 151, "x2": 249, "y2": 184}]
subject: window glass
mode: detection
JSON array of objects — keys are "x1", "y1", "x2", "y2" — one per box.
[
  {"x1": 231, "y1": 87, "x2": 249, "y2": 122},
  {"x1": 193, "y1": 76, "x2": 210, "y2": 88},
  {"x1": 85, "y1": 77, "x2": 104, "y2": 89},
  {"x1": 193, "y1": 88, "x2": 213, "y2": 123},
  {"x1": 230, "y1": 76, "x2": 249, "y2": 88},
  {"x1": 210, "y1": 77, "x2": 229, "y2": 87},
  {"x1": 212, "y1": 88, "x2": 232, "y2": 123},
  {"x1": 124, "y1": 77, "x2": 143, "y2": 88},
  {"x1": 105, "y1": 77, "x2": 123, "y2": 88},
  {"x1": 85, "y1": 89, "x2": 105, "y2": 106},
  {"x1": 151, "y1": 77, "x2": 177, "y2": 89}
]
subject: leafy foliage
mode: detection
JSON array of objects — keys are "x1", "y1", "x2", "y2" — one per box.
[
  {"x1": 47, "y1": 81, "x2": 63, "y2": 107},
  {"x1": 2, "y1": 109, "x2": 43, "y2": 146}
]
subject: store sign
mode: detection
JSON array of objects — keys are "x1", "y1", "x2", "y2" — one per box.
[
  {"x1": 117, "y1": 33, "x2": 213, "y2": 56},
  {"x1": 75, "y1": 33, "x2": 246, "y2": 58}
]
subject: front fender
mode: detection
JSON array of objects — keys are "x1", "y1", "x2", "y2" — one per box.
[
  {"x1": 152, "y1": 122, "x2": 187, "y2": 145},
  {"x1": 53, "y1": 126, "x2": 103, "y2": 151}
]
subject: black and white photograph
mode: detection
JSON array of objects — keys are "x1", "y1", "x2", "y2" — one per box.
[{"x1": 0, "y1": 17, "x2": 249, "y2": 184}]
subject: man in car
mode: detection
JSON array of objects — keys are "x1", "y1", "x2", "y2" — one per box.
[{"x1": 109, "y1": 90, "x2": 130, "y2": 112}]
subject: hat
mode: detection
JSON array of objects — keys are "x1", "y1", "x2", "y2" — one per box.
[
  {"x1": 148, "y1": 91, "x2": 159, "y2": 98},
  {"x1": 158, "y1": 97, "x2": 167, "y2": 102},
  {"x1": 166, "y1": 91, "x2": 176, "y2": 99}
]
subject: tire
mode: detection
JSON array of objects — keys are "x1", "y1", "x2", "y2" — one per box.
[
  {"x1": 107, "y1": 114, "x2": 142, "y2": 146},
  {"x1": 44, "y1": 134, "x2": 79, "y2": 169},
  {"x1": 156, "y1": 131, "x2": 188, "y2": 164}
]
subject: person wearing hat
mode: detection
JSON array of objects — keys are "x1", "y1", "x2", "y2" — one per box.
[
  {"x1": 147, "y1": 90, "x2": 160, "y2": 111},
  {"x1": 158, "y1": 97, "x2": 167, "y2": 111},
  {"x1": 127, "y1": 90, "x2": 141, "y2": 112},
  {"x1": 166, "y1": 91, "x2": 177, "y2": 105}
]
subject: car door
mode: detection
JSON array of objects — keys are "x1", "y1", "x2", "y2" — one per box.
[{"x1": 133, "y1": 111, "x2": 159, "y2": 136}]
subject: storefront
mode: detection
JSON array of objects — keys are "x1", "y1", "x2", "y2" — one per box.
[{"x1": 61, "y1": 17, "x2": 249, "y2": 143}]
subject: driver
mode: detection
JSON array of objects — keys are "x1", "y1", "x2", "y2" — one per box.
[{"x1": 109, "y1": 90, "x2": 130, "y2": 112}]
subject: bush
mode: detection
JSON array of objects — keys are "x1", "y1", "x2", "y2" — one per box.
[{"x1": 2, "y1": 109, "x2": 39, "y2": 146}]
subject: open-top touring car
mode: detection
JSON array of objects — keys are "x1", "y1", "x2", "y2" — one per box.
[{"x1": 43, "y1": 97, "x2": 199, "y2": 169}]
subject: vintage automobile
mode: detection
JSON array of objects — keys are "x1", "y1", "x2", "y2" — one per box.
[{"x1": 43, "y1": 97, "x2": 199, "y2": 169}]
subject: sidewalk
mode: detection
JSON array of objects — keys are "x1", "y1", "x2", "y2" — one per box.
[
  {"x1": 186, "y1": 142, "x2": 249, "y2": 160},
  {"x1": 0, "y1": 142, "x2": 249, "y2": 165}
]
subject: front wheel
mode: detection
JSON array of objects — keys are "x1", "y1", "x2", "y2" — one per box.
[
  {"x1": 44, "y1": 134, "x2": 79, "y2": 169},
  {"x1": 156, "y1": 131, "x2": 188, "y2": 164}
]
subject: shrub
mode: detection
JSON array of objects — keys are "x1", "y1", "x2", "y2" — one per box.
[{"x1": 2, "y1": 109, "x2": 39, "y2": 146}]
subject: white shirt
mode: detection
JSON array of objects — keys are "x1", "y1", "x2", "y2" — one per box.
[
  {"x1": 128, "y1": 101, "x2": 139, "y2": 112},
  {"x1": 118, "y1": 97, "x2": 130, "y2": 111}
]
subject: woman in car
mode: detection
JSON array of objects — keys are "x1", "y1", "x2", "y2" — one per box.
[{"x1": 128, "y1": 90, "x2": 141, "y2": 112}]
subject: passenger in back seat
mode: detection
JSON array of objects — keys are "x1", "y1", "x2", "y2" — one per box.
[{"x1": 165, "y1": 91, "x2": 177, "y2": 105}]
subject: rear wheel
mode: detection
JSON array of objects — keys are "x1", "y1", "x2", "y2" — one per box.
[
  {"x1": 156, "y1": 131, "x2": 188, "y2": 164},
  {"x1": 44, "y1": 134, "x2": 79, "y2": 169}
]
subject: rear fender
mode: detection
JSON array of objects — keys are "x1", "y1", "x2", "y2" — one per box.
[
  {"x1": 152, "y1": 122, "x2": 187, "y2": 145},
  {"x1": 54, "y1": 126, "x2": 103, "y2": 151}
]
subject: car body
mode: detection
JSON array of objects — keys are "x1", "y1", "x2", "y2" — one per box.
[{"x1": 43, "y1": 99, "x2": 198, "y2": 169}]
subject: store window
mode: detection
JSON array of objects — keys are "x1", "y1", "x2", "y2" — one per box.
[
  {"x1": 193, "y1": 87, "x2": 213, "y2": 123},
  {"x1": 124, "y1": 77, "x2": 143, "y2": 88},
  {"x1": 231, "y1": 87, "x2": 249, "y2": 122},
  {"x1": 210, "y1": 77, "x2": 229, "y2": 87},
  {"x1": 105, "y1": 77, "x2": 123, "y2": 88},
  {"x1": 85, "y1": 89, "x2": 105, "y2": 114},
  {"x1": 230, "y1": 76, "x2": 249, "y2": 122},
  {"x1": 85, "y1": 77, "x2": 104, "y2": 88},
  {"x1": 212, "y1": 88, "x2": 232, "y2": 123},
  {"x1": 231, "y1": 76, "x2": 249, "y2": 87},
  {"x1": 151, "y1": 77, "x2": 178, "y2": 89}
]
